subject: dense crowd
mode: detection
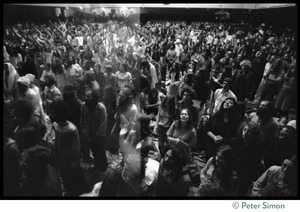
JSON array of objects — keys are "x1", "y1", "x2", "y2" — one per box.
[{"x1": 3, "y1": 12, "x2": 297, "y2": 197}]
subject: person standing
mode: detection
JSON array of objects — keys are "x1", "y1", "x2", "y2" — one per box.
[
  {"x1": 49, "y1": 100, "x2": 88, "y2": 196},
  {"x1": 80, "y1": 89, "x2": 108, "y2": 172}
]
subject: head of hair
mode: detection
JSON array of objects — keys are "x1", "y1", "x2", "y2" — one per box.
[
  {"x1": 161, "y1": 95, "x2": 176, "y2": 117},
  {"x1": 120, "y1": 63, "x2": 128, "y2": 72},
  {"x1": 176, "y1": 108, "x2": 194, "y2": 130},
  {"x1": 181, "y1": 86, "x2": 196, "y2": 100},
  {"x1": 22, "y1": 145, "x2": 52, "y2": 189},
  {"x1": 16, "y1": 126, "x2": 40, "y2": 152},
  {"x1": 49, "y1": 99, "x2": 70, "y2": 123},
  {"x1": 258, "y1": 99, "x2": 274, "y2": 118},
  {"x1": 161, "y1": 144, "x2": 188, "y2": 177},
  {"x1": 218, "y1": 97, "x2": 239, "y2": 121},
  {"x1": 223, "y1": 77, "x2": 233, "y2": 87},
  {"x1": 103, "y1": 86, "x2": 117, "y2": 109},
  {"x1": 117, "y1": 87, "x2": 133, "y2": 113},
  {"x1": 212, "y1": 145, "x2": 235, "y2": 191},
  {"x1": 141, "y1": 60, "x2": 150, "y2": 69},
  {"x1": 13, "y1": 99, "x2": 33, "y2": 123},
  {"x1": 63, "y1": 84, "x2": 76, "y2": 102},
  {"x1": 237, "y1": 121, "x2": 262, "y2": 147},
  {"x1": 44, "y1": 75, "x2": 55, "y2": 86},
  {"x1": 196, "y1": 183, "x2": 227, "y2": 197}
]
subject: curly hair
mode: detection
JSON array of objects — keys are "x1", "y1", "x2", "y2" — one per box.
[
  {"x1": 161, "y1": 95, "x2": 176, "y2": 118},
  {"x1": 237, "y1": 121, "x2": 262, "y2": 147},
  {"x1": 217, "y1": 97, "x2": 240, "y2": 123}
]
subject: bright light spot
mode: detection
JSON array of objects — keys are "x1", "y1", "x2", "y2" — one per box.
[
  {"x1": 101, "y1": 7, "x2": 104, "y2": 10},
  {"x1": 66, "y1": 7, "x2": 69, "y2": 9},
  {"x1": 79, "y1": 7, "x2": 83, "y2": 10},
  {"x1": 121, "y1": 7, "x2": 127, "y2": 11}
]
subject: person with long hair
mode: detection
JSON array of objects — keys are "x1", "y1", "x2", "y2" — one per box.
[
  {"x1": 154, "y1": 144, "x2": 191, "y2": 196},
  {"x1": 143, "y1": 88, "x2": 160, "y2": 116},
  {"x1": 80, "y1": 88, "x2": 108, "y2": 172},
  {"x1": 200, "y1": 145, "x2": 235, "y2": 195},
  {"x1": 51, "y1": 57, "x2": 66, "y2": 91},
  {"x1": 155, "y1": 95, "x2": 176, "y2": 153},
  {"x1": 205, "y1": 97, "x2": 242, "y2": 160},
  {"x1": 166, "y1": 108, "x2": 197, "y2": 152},
  {"x1": 116, "y1": 63, "x2": 132, "y2": 93},
  {"x1": 116, "y1": 87, "x2": 139, "y2": 154},
  {"x1": 228, "y1": 121, "x2": 263, "y2": 196}
]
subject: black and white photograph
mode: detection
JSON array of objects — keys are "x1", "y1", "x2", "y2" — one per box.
[{"x1": 3, "y1": 3, "x2": 298, "y2": 200}]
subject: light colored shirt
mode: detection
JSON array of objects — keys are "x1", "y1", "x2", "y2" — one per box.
[{"x1": 213, "y1": 88, "x2": 237, "y2": 114}]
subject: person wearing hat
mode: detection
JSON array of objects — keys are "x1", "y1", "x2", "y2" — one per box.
[
  {"x1": 251, "y1": 155, "x2": 297, "y2": 196},
  {"x1": 17, "y1": 76, "x2": 43, "y2": 118},
  {"x1": 212, "y1": 77, "x2": 237, "y2": 114},
  {"x1": 42, "y1": 75, "x2": 62, "y2": 114},
  {"x1": 25, "y1": 73, "x2": 46, "y2": 119},
  {"x1": 174, "y1": 39, "x2": 183, "y2": 63}
]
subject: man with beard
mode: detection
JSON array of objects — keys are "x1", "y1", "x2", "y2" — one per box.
[
  {"x1": 80, "y1": 89, "x2": 108, "y2": 172},
  {"x1": 248, "y1": 100, "x2": 279, "y2": 170},
  {"x1": 154, "y1": 144, "x2": 191, "y2": 196}
]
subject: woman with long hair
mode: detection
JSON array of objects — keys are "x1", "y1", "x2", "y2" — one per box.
[
  {"x1": 155, "y1": 95, "x2": 176, "y2": 153},
  {"x1": 116, "y1": 63, "x2": 132, "y2": 94},
  {"x1": 115, "y1": 87, "x2": 139, "y2": 154},
  {"x1": 229, "y1": 121, "x2": 263, "y2": 196},
  {"x1": 166, "y1": 108, "x2": 197, "y2": 152},
  {"x1": 200, "y1": 145, "x2": 235, "y2": 195},
  {"x1": 205, "y1": 97, "x2": 242, "y2": 160},
  {"x1": 51, "y1": 57, "x2": 66, "y2": 91}
]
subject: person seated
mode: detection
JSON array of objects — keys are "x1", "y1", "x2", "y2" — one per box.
[
  {"x1": 154, "y1": 144, "x2": 191, "y2": 196},
  {"x1": 167, "y1": 108, "x2": 197, "y2": 152},
  {"x1": 272, "y1": 125, "x2": 297, "y2": 166},
  {"x1": 251, "y1": 156, "x2": 297, "y2": 197},
  {"x1": 16, "y1": 126, "x2": 62, "y2": 196},
  {"x1": 200, "y1": 145, "x2": 236, "y2": 196},
  {"x1": 143, "y1": 88, "x2": 160, "y2": 117},
  {"x1": 176, "y1": 87, "x2": 198, "y2": 128}
]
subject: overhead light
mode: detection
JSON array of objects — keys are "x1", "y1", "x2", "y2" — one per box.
[
  {"x1": 101, "y1": 7, "x2": 104, "y2": 10},
  {"x1": 79, "y1": 7, "x2": 83, "y2": 10},
  {"x1": 121, "y1": 7, "x2": 127, "y2": 11},
  {"x1": 66, "y1": 7, "x2": 69, "y2": 9}
]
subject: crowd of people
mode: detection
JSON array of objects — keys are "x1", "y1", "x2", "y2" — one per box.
[{"x1": 3, "y1": 11, "x2": 297, "y2": 197}]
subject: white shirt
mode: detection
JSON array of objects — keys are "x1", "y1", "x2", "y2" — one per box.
[{"x1": 213, "y1": 88, "x2": 237, "y2": 114}]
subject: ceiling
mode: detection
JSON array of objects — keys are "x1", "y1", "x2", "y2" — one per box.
[{"x1": 10, "y1": 3, "x2": 296, "y2": 10}]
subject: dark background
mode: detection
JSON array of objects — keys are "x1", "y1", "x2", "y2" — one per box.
[{"x1": 4, "y1": 5, "x2": 297, "y2": 34}]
